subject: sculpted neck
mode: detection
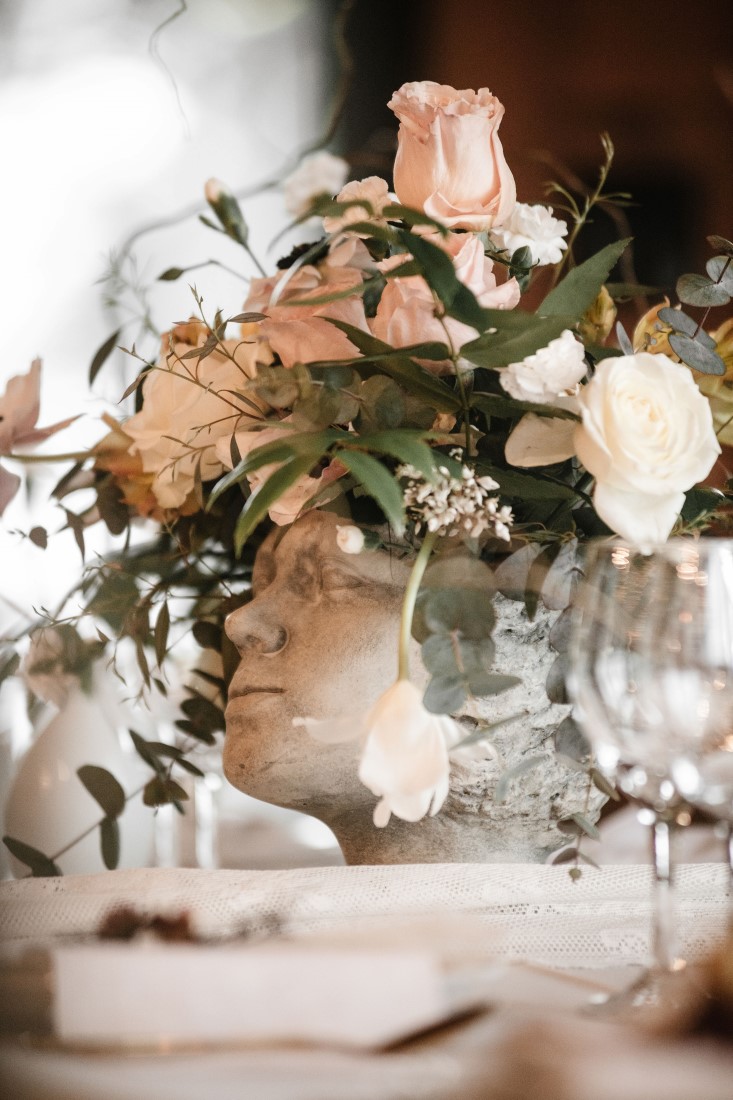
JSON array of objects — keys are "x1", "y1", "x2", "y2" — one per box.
[{"x1": 323, "y1": 807, "x2": 548, "y2": 865}]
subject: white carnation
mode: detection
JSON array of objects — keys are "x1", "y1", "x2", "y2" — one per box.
[
  {"x1": 500, "y1": 329, "x2": 586, "y2": 404},
  {"x1": 282, "y1": 151, "x2": 349, "y2": 218},
  {"x1": 489, "y1": 202, "x2": 568, "y2": 266}
]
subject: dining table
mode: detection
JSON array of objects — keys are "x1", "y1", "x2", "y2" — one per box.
[{"x1": 1, "y1": 846, "x2": 732, "y2": 1100}]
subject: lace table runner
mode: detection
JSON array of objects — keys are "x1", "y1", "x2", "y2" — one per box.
[{"x1": 0, "y1": 863, "x2": 728, "y2": 968}]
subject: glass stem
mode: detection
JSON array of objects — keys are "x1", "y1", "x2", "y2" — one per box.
[
  {"x1": 650, "y1": 815, "x2": 677, "y2": 972},
  {"x1": 726, "y1": 822, "x2": 733, "y2": 933}
]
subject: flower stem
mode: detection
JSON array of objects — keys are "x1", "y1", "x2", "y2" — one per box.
[
  {"x1": 0, "y1": 450, "x2": 91, "y2": 463},
  {"x1": 397, "y1": 529, "x2": 438, "y2": 681}
]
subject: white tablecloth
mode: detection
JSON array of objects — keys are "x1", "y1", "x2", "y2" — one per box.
[{"x1": 1, "y1": 863, "x2": 731, "y2": 1100}]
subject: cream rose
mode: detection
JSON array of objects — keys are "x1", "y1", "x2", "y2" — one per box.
[
  {"x1": 388, "y1": 80, "x2": 516, "y2": 231},
  {"x1": 371, "y1": 232, "x2": 519, "y2": 373},
  {"x1": 574, "y1": 353, "x2": 721, "y2": 545},
  {"x1": 124, "y1": 329, "x2": 265, "y2": 510}
]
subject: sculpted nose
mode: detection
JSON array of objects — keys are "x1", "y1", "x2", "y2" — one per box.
[{"x1": 225, "y1": 602, "x2": 289, "y2": 656}]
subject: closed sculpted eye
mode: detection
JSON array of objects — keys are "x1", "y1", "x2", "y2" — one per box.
[{"x1": 320, "y1": 560, "x2": 365, "y2": 592}]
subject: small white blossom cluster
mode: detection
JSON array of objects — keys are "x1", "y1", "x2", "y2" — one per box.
[{"x1": 399, "y1": 457, "x2": 513, "y2": 541}]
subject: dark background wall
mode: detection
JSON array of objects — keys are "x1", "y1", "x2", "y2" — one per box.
[{"x1": 329, "y1": 0, "x2": 733, "y2": 293}]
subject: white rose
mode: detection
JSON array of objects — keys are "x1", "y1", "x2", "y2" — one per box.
[
  {"x1": 501, "y1": 329, "x2": 586, "y2": 403},
  {"x1": 489, "y1": 203, "x2": 568, "y2": 266},
  {"x1": 282, "y1": 151, "x2": 349, "y2": 219},
  {"x1": 295, "y1": 679, "x2": 467, "y2": 826},
  {"x1": 323, "y1": 176, "x2": 392, "y2": 236},
  {"x1": 125, "y1": 335, "x2": 263, "y2": 509},
  {"x1": 574, "y1": 352, "x2": 721, "y2": 546}
]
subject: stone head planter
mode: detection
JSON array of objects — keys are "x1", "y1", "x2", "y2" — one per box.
[{"x1": 223, "y1": 510, "x2": 604, "y2": 864}]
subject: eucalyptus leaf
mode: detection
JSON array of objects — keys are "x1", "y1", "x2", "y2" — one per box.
[
  {"x1": 546, "y1": 653, "x2": 570, "y2": 704},
  {"x1": 0, "y1": 650, "x2": 20, "y2": 685},
  {"x1": 180, "y1": 694, "x2": 226, "y2": 734},
  {"x1": 657, "y1": 307, "x2": 716, "y2": 347},
  {"x1": 553, "y1": 715, "x2": 591, "y2": 761},
  {"x1": 494, "y1": 755, "x2": 549, "y2": 804},
  {"x1": 559, "y1": 812, "x2": 601, "y2": 842},
  {"x1": 77, "y1": 765, "x2": 126, "y2": 819},
  {"x1": 143, "y1": 776, "x2": 189, "y2": 808},
  {"x1": 100, "y1": 816, "x2": 120, "y2": 870},
  {"x1": 707, "y1": 235, "x2": 733, "y2": 258},
  {"x1": 706, "y1": 256, "x2": 733, "y2": 294},
  {"x1": 2, "y1": 835, "x2": 61, "y2": 877},
  {"x1": 614, "y1": 321, "x2": 633, "y2": 355},
  {"x1": 29, "y1": 526, "x2": 48, "y2": 549},
  {"x1": 540, "y1": 539, "x2": 580, "y2": 610},
  {"x1": 590, "y1": 767, "x2": 621, "y2": 800},
  {"x1": 423, "y1": 674, "x2": 467, "y2": 714},
  {"x1": 492, "y1": 543, "x2": 543, "y2": 601},
  {"x1": 192, "y1": 620, "x2": 222, "y2": 651},
  {"x1": 540, "y1": 238, "x2": 631, "y2": 319},
  {"x1": 668, "y1": 333, "x2": 726, "y2": 375},
  {"x1": 418, "y1": 587, "x2": 496, "y2": 641},
  {"x1": 676, "y1": 273, "x2": 730, "y2": 308},
  {"x1": 471, "y1": 391, "x2": 579, "y2": 422}
]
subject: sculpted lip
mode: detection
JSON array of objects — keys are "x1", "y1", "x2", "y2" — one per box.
[{"x1": 227, "y1": 687, "x2": 285, "y2": 700}]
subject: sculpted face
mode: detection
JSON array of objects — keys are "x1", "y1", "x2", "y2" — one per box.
[{"x1": 223, "y1": 510, "x2": 413, "y2": 818}]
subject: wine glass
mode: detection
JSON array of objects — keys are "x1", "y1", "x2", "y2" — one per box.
[{"x1": 568, "y1": 537, "x2": 733, "y2": 1014}]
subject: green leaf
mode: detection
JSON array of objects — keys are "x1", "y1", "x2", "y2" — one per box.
[
  {"x1": 677, "y1": 272, "x2": 730, "y2": 308},
  {"x1": 471, "y1": 391, "x2": 579, "y2": 421},
  {"x1": 192, "y1": 621, "x2": 222, "y2": 651},
  {"x1": 0, "y1": 650, "x2": 20, "y2": 686},
  {"x1": 396, "y1": 229, "x2": 461, "y2": 308},
  {"x1": 209, "y1": 428, "x2": 344, "y2": 507},
  {"x1": 357, "y1": 376, "x2": 406, "y2": 431},
  {"x1": 706, "y1": 256, "x2": 733, "y2": 294},
  {"x1": 460, "y1": 313, "x2": 572, "y2": 370},
  {"x1": 180, "y1": 694, "x2": 226, "y2": 735},
  {"x1": 2, "y1": 835, "x2": 61, "y2": 877},
  {"x1": 707, "y1": 235, "x2": 733, "y2": 258},
  {"x1": 590, "y1": 767, "x2": 621, "y2": 800},
  {"x1": 233, "y1": 453, "x2": 320, "y2": 552},
  {"x1": 476, "y1": 464, "x2": 578, "y2": 502},
  {"x1": 668, "y1": 333, "x2": 726, "y2": 375},
  {"x1": 546, "y1": 653, "x2": 570, "y2": 704},
  {"x1": 423, "y1": 674, "x2": 467, "y2": 714},
  {"x1": 382, "y1": 203, "x2": 449, "y2": 234},
  {"x1": 337, "y1": 450, "x2": 405, "y2": 532},
  {"x1": 540, "y1": 238, "x2": 632, "y2": 319},
  {"x1": 604, "y1": 282, "x2": 661, "y2": 299},
  {"x1": 28, "y1": 526, "x2": 48, "y2": 549},
  {"x1": 175, "y1": 758, "x2": 206, "y2": 778},
  {"x1": 324, "y1": 319, "x2": 462, "y2": 411},
  {"x1": 89, "y1": 328, "x2": 122, "y2": 385},
  {"x1": 100, "y1": 817, "x2": 120, "y2": 870},
  {"x1": 349, "y1": 430, "x2": 439, "y2": 481},
  {"x1": 154, "y1": 602, "x2": 170, "y2": 667},
  {"x1": 77, "y1": 765, "x2": 126, "y2": 819},
  {"x1": 129, "y1": 730, "x2": 165, "y2": 774},
  {"x1": 157, "y1": 267, "x2": 186, "y2": 281}
]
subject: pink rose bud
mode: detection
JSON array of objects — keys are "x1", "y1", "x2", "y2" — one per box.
[
  {"x1": 204, "y1": 178, "x2": 226, "y2": 205},
  {"x1": 388, "y1": 80, "x2": 516, "y2": 232}
]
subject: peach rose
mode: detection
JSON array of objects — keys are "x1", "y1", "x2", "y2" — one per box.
[
  {"x1": 371, "y1": 232, "x2": 519, "y2": 373},
  {"x1": 243, "y1": 241, "x2": 372, "y2": 369},
  {"x1": 389, "y1": 80, "x2": 516, "y2": 231},
  {"x1": 215, "y1": 419, "x2": 342, "y2": 526},
  {"x1": 323, "y1": 176, "x2": 392, "y2": 236}
]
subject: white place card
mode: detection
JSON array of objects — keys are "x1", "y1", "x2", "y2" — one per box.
[{"x1": 51, "y1": 942, "x2": 490, "y2": 1049}]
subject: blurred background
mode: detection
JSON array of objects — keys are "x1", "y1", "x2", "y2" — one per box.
[{"x1": 1, "y1": 0, "x2": 731, "y2": 874}]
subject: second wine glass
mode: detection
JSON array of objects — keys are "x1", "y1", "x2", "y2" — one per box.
[{"x1": 568, "y1": 537, "x2": 733, "y2": 1014}]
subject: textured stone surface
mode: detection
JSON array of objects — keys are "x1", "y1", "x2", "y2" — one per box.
[{"x1": 223, "y1": 512, "x2": 604, "y2": 865}]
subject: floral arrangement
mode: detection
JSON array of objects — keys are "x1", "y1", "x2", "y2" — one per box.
[{"x1": 1, "y1": 78, "x2": 732, "y2": 874}]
